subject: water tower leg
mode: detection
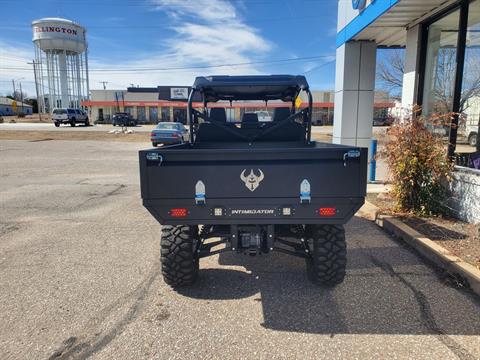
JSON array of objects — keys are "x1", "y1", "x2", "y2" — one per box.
[{"x1": 59, "y1": 51, "x2": 69, "y2": 108}]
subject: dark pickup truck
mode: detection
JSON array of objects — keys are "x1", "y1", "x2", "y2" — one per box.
[{"x1": 140, "y1": 75, "x2": 367, "y2": 288}]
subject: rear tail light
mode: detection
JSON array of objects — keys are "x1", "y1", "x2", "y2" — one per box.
[
  {"x1": 171, "y1": 133, "x2": 179, "y2": 138},
  {"x1": 169, "y1": 208, "x2": 188, "y2": 217},
  {"x1": 150, "y1": 132, "x2": 155, "y2": 137},
  {"x1": 318, "y1": 207, "x2": 337, "y2": 217}
]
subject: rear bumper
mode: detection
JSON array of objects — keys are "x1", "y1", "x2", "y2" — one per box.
[
  {"x1": 143, "y1": 197, "x2": 364, "y2": 225},
  {"x1": 151, "y1": 137, "x2": 182, "y2": 144}
]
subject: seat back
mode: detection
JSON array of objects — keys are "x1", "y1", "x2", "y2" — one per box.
[
  {"x1": 210, "y1": 107, "x2": 227, "y2": 123},
  {"x1": 196, "y1": 123, "x2": 240, "y2": 142},
  {"x1": 273, "y1": 107, "x2": 291, "y2": 122},
  {"x1": 241, "y1": 113, "x2": 259, "y2": 129}
]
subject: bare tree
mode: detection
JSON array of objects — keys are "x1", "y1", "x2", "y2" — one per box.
[
  {"x1": 378, "y1": 47, "x2": 480, "y2": 114},
  {"x1": 459, "y1": 49, "x2": 480, "y2": 112},
  {"x1": 376, "y1": 49, "x2": 405, "y2": 96}
]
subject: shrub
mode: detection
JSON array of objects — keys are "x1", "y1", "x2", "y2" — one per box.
[{"x1": 382, "y1": 113, "x2": 454, "y2": 216}]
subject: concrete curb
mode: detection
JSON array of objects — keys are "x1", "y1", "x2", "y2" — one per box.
[{"x1": 360, "y1": 201, "x2": 480, "y2": 297}]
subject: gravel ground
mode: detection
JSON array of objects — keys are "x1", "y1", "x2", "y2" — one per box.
[{"x1": 0, "y1": 139, "x2": 479, "y2": 360}]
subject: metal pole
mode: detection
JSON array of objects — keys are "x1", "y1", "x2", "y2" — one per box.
[
  {"x1": 476, "y1": 114, "x2": 480, "y2": 152},
  {"x1": 11, "y1": 79, "x2": 17, "y2": 115},
  {"x1": 85, "y1": 49, "x2": 90, "y2": 101},
  {"x1": 369, "y1": 139, "x2": 378, "y2": 182},
  {"x1": 187, "y1": 88, "x2": 195, "y2": 144},
  {"x1": 19, "y1": 82, "x2": 24, "y2": 114},
  {"x1": 306, "y1": 89, "x2": 313, "y2": 143},
  {"x1": 28, "y1": 60, "x2": 42, "y2": 121}
]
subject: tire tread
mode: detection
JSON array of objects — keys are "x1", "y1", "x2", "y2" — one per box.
[
  {"x1": 306, "y1": 224, "x2": 346, "y2": 287},
  {"x1": 160, "y1": 225, "x2": 198, "y2": 287}
]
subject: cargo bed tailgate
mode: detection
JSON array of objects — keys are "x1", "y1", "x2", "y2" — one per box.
[{"x1": 139, "y1": 142, "x2": 367, "y2": 224}]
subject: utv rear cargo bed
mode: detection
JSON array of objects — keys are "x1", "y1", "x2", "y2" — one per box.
[{"x1": 140, "y1": 141, "x2": 367, "y2": 225}]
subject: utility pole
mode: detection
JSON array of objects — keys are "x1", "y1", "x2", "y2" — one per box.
[
  {"x1": 19, "y1": 82, "x2": 24, "y2": 114},
  {"x1": 12, "y1": 79, "x2": 16, "y2": 98},
  {"x1": 28, "y1": 60, "x2": 42, "y2": 121},
  {"x1": 477, "y1": 114, "x2": 480, "y2": 152},
  {"x1": 99, "y1": 81, "x2": 108, "y2": 90}
]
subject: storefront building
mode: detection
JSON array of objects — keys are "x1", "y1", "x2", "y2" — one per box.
[
  {"x1": 84, "y1": 86, "x2": 393, "y2": 126},
  {"x1": 335, "y1": 0, "x2": 479, "y2": 154},
  {"x1": 335, "y1": 0, "x2": 480, "y2": 223}
]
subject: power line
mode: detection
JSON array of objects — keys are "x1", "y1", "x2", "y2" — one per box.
[
  {"x1": 0, "y1": 14, "x2": 335, "y2": 30},
  {"x1": 303, "y1": 59, "x2": 336, "y2": 75},
  {"x1": 0, "y1": 54, "x2": 335, "y2": 73}
]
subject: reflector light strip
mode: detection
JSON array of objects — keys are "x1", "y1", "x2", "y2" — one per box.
[
  {"x1": 319, "y1": 207, "x2": 336, "y2": 217},
  {"x1": 170, "y1": 208, "x2": 188, "y2": 217}
]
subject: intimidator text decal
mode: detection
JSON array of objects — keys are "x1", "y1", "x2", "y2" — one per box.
[{"x1": 229, "y1": 209, "x2": 276, "y2": 217}]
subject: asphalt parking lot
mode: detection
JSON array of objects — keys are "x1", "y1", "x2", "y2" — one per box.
[{"x1": 1, "y1": 139, "x2": 479, "y2": 360}]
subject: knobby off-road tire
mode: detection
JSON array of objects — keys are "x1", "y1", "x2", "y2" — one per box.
[
  {"x1": 305, "y1": 224, "x2": 347, "y2": 287},
  {"x1": 160, "y1": 225, "x2": 199, "y2": 287}
]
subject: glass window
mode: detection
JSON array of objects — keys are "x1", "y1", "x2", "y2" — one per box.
[
  {"x1": 460, "y1": 0, "x2": 480, "y2": 150},
  {"x1": 173, "y1": 108, "x2": 187, "y2": 124},
  {"x1": 156, "y1": 123, "x2": 179, "y2": 130},
  {"x1": 422, "y1": 9, "x2": 461, "y2": 118},
  {"x1": 137, "y1": 106, "x2": 146, "y2": 121},
  {"x1": 160, "y1": 107, "x2": 170, "y2": 121},
  {"x1": 149, "y1": 107, "x2": 158, "y2": 123}
]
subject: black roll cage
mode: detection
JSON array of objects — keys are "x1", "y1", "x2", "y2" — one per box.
[{"x1": 187, "y1": 87, "x2": 313, "y2": 144}]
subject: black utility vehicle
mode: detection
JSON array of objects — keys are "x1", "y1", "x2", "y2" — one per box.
[
  {"x1": 112, "y1": 112, "x2": 136, "y2": 127},
  {"x1": 139, "y1": 75, "x2": 367, "y2": 288}
]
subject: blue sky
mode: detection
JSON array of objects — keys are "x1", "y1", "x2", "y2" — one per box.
[{"x1": 0, "y1": 0, "x2": 339, "y2": 96}]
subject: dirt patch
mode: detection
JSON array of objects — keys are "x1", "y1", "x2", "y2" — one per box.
[
  {"x1": 1, "y1": 129, "x2": 332, "y2": 143},
  {"x1": 311, "y1": 133, "x2": 331, "y2": 142},
  {"x1": 0, "y1": 130, "x2": 150, "y2": 142},
  {"x1": 1, "y1": 115, "x2": 51, "y2": 123},
  {"x1": 367, "y1": 193, "x2": 480, "y2": 269}
]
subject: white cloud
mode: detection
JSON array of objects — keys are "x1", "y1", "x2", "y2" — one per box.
[
  {"x1": 0, "y1": 0, "x2": 272, "y2": 94},
  {"x1": 0, "y1": 41, "x2": 36, "y2": 96},
  {"x1": 86, "y1": 0, "x2": 272, "y2": 89},
  {"x1": 150, "y1": 0, "x2": 237, "y2": 23}
]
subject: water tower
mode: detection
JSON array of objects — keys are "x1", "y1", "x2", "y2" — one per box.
[{"x1": 32, "y1": 18, "x2": 90, "y2": 113}]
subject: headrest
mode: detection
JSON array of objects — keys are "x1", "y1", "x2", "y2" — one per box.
[
  {"x1": 273, "y1": 107, "x2": 291, "y2": 122},
  {"x1": 242, "y1": 112, "x2": 259, "y2": 124},
  {"x1": 209, "y1": 107, "x2": 227, "y2": 122}
]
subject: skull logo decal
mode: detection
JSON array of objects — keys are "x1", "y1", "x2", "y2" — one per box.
[{"x1": 240, "y1": 169, "x2": 265, "y2": 192}]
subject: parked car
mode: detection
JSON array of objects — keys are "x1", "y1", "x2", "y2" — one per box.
[
  {"x1": 52, "y1": 108, "x2": 89, "y2": 127},
  {"x1": 373, "y1": 115, "x2": 394, "y2": 126},
  {"x1": 254, "y1": 110, "x2": 272, "y2": 122},
  {"x1": 459, "y1": 122, "x2": 478, "y2": 147},
  {"x1": 150, "y1": 122, "x2": 188, "y2": 146},
  {"x1": 112, "y1": 112, "x2": 137, "y2": 127}
]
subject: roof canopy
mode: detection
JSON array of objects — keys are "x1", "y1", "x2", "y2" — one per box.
[
  {"x1": 337, "y1": 0, "x2": 448, "y2": 47},
  {"x1": 192, "y1": 75, "x2": 309, "y2": 102}
]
